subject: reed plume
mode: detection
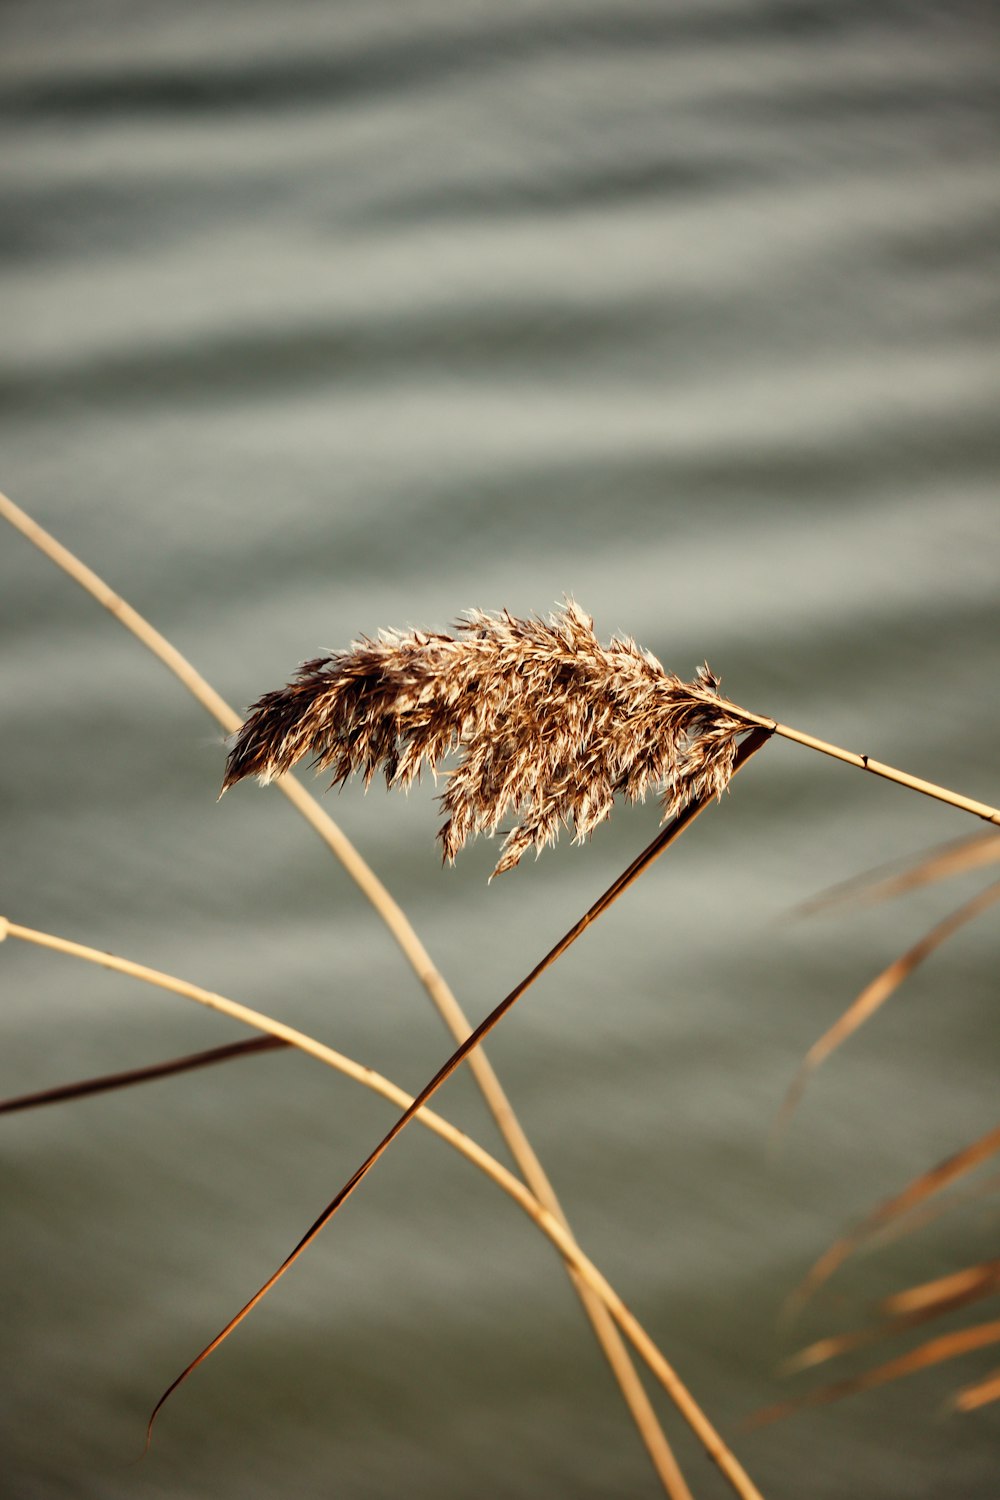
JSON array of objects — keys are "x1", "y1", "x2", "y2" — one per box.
[{"x1": 223, "y1": 600, "x2": 751, "y2": 876}]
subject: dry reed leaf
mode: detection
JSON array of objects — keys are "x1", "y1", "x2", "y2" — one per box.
[
  {"x1": 782, "y1": 1259, "x2": 1000, "y2": 1374},
  {"x1": 750, "y1": 1319, "x2": 1000, "y2": 1428},
  {"x1": 779, "y1": 1328, "x2": 881, "y2": 1376},
  {"x1": 223, "y1": 601, "x2": 750, "y2": 876},
  {"x1": 951, "y1": 1367, "x2": 1000, "y2": 1412},
  {"x1": 788, "y1": 1123, "x2": 1000, "y2": 1316},
  {"x1": 866, "y1": 1171, "x2": 1000, "y2": 1251},
  {"x1": 3, "y1": 921, "x2": 764, "y2": 1500},
  {"x1": 793, "y1": 832, "x2": 1000, "y2": 917},
  {"x1": 0, "y1": 1036, "x2": 286, "y2": 1115},
  {"x1": 777, "y1": 880, "x2": 1000, "y2": 1133},
  {"x1": 881, "y1": 1259, "x2": 1000, "y2": 1319}
]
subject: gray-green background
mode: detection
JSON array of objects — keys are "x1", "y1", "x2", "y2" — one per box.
[{"x1": 2, "y1": 3, "x2": 998, "y2": 1496}]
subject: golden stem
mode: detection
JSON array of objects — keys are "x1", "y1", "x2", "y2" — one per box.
[
  {"x1": 730, "y1": 706, "x2": 1000, "y2": 825},
  {"x1": 3, "y1": 918, "x2": 767, "y2": 1499},
  {"x1": 0, "y1": 488, "x2": 683, "y2": 1494}
]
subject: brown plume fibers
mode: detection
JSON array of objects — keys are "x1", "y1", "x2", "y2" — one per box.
[{"x1": 223, "y1": 600, "x2": 751, "y2": 876}]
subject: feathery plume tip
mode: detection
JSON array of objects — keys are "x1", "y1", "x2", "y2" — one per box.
[{"x1": 223, "y1": 601, "x2": 751, "y2": 876}]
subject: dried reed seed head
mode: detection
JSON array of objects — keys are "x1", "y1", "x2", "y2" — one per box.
[{"x1": 223, "y1": 600, "x2": 752, "y2": 876}]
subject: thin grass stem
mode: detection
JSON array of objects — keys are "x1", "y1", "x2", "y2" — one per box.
[
  {"x1": 790, "y1": 832, "x2": 1000, "y2": 917},
  {"x1": 750, "y1": 1319, "x2": 1000, "y2": 1427},
  {"x1": 776, "y1": 879, "x2": 1000, "y2": 1135},
  {"x1": 787, "y1": 1122, "x2": 1000, "y2": 1319},
  {"x1": 729, "y1": 709, "x2": 1000, "y2": 826},
  {"x1": 0, "y1": 917, "x2": 766, "y2": 1500},
  {"x1": 781, "y1": 1258, "x2": 1000, "y2": 1374},
  {"x1": 0, "y1": 1035, "x2": 286, "y2": 1113},
  {"x1": 142, "y1": 729, "x2": 771, "y2": 1461},
  {"x1": 0, "y1": 490, "x2": 680, "y2": 1489},
  {"x1": 952, "y1": 1368, "x2": 1000, "y2": 1412}
]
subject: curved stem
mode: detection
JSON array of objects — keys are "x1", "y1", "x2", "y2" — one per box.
[
  {"x1": 0, "y1": 488, "x2": 681, "y2": 1491},
  {"x1": 2, "y1": 917, "x2": 763, "y2": 1499}
]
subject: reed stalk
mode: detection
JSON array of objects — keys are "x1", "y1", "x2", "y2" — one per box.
[
  {"x1": 0, "y1": 1034, "x2": 286, "y2": 1113},
  {"x1": 730, "y1": 714, "x2": 1000, "y2": 827},
  {"x1": 0, "y1": 491, "x2": 680, "y2": 1489},
  {"x1": 146, "y1": 731, "x2": 771, "y2": 1453},
  {"x1": 8, "y1": 491, "x2": 994, "y2": 1487},
  {"x1": 211, "y1": 596, "x2": 999, "y2": 1449},
  {"x1": 1, "y1": 917, "x2": 768, "y2": 1500},
  {"x1": 205, "y1": 600, "x2": 997, "y2": 1348}
]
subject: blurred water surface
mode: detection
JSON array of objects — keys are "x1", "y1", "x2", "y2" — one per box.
[{"x1": 2, "y1": 3, "x2": 998, "y2": 1496}]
